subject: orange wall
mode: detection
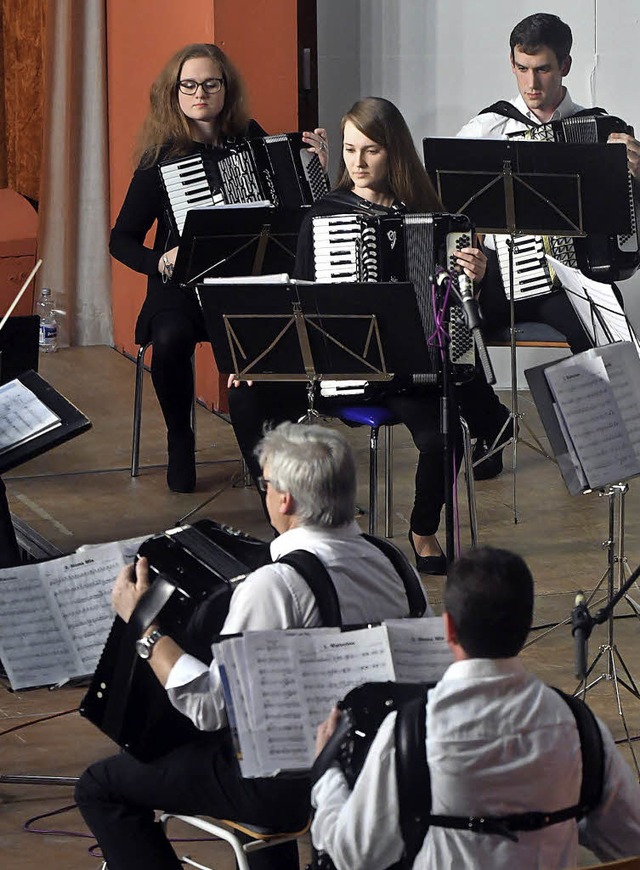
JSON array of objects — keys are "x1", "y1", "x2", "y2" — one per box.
[{"x1": 106, "y1": 0, "x2": 299, "y2": 411}]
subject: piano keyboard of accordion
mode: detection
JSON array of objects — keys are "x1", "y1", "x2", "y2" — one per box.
[
  {"x1": 312, "y1": 211, "x2": 476, "y2": 381},
  {"x1": 499, "y1": 114, "x2": 640, "y2": 294},
  {"x1": 80, "y1": 520, "x2": 270, "y2": 762},
  {"x1": 159, "y1": 131, "x2": 329, "y2": 236}
]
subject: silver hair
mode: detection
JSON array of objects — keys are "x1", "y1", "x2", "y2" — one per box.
[{"x1": 256, "y1": 422, "x2": 356, "y2": 528}]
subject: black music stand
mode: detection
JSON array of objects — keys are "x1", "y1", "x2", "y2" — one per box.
[
  {"x1": 173, "y1": 204, "x2": 306, "y2": 286},
  {"x1": 423, "y1": 136, "x2": 632, "y2": 522},
  {"x1": 524, "y1": 344, "x2": 640, "y2": 773},
  {"x1": 196, "y1": 279, "x2": 464, "y2": 557}
]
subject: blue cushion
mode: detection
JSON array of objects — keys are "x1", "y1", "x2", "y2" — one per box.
[{"x1": 336, "y1": 405, "x2": 400, "y2": 428}]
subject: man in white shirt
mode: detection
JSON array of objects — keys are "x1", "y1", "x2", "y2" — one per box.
[
  {"x1": 311, "y1": 546, "x2": 640, "y2": 869},
  {"x1": 75, "y1": 422, "x2": 425, "y2": 870},
  {"x1": 455, "y1": 12, "x2": 640, "y2": 477}
]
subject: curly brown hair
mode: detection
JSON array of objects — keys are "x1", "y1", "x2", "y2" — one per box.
[
  {"x1": 135, "y1": 43, "x2": 250, "y2": 168},
  {"x1": 334, "y1": 97, "x2": 442, "y2": 213}
]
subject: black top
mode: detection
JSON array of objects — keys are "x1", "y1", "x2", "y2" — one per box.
[
  {"x1": 110, "y1": 119, "x2": 265, "y2": 345},
  {"x1": 293, "y1": 189, "x2": 405, "y2": 281}
]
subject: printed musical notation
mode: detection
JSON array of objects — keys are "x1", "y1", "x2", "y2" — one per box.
[
  {"x1": 544, "y1": 342, "x2": 640, "y2": 490},
  {"x1": 213, "y1": 618, "x2": 452, "y2": 777},
  {"x1": 0, "y1": 538, "x2": 145, "y2": 690}
]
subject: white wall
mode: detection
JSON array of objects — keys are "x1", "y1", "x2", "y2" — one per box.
[{"x1": 317, "y1": 0, "x2": 640, "y2": 385}]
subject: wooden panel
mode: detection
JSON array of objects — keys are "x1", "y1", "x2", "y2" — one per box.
[{"x1": 0, "y1": 0, "x2": 46, "y2": 200}]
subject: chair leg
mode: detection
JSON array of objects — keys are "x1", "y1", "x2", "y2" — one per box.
[
  {"x1": 384, "y1": 425, "x2": 394, "y2": 538},
  {"x1": 130, "y1": 344, "x2": 149, "y2": 478},
  {"x1": 369, "y1": 426, "x2": 379, "y2": 536},
  {"x1": 460, "y1": 416, "x2": 478, "y2": 548}
]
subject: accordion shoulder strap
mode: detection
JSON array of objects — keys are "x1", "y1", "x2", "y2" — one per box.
[
  {"x1": 362, "y1": 534, "x2": 427, "y2": 617},
  {"x1": 478, "y1": 100, "x2": 538, "y2": 128},
  {"x1": 277, "y1": 550, "x2": 342, "y2": 627}
]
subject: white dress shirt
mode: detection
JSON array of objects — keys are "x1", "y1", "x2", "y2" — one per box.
[
  {"x1": 311, "y1": 657, "x2": 640, "y2": 869},
  {"x1": 165, "y1": 521, "x2": 425, "y2": 731},
  {"x1": 456, "y1": 90, "x2": 585, "y2": 139}
]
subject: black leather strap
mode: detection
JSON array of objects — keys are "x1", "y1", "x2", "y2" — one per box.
[
  {"x1": 362, "y1": 534, "x2": 427, "y2": 617},
  {"x1": 277, "y1": 550, "x2": 342, "y2": 627}
]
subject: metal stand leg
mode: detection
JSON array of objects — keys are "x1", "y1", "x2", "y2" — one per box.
[
  {"x1": 460, "y1": 417, "x2": 478, "y2": 548},
  {"x1": 130, "y1": 344, "x2": 148, "y2": 477},
  {"x1": 576, "y1": 483, "x2": 640, "y2": 777},
  {"x1": 369, "y1": 425, "x2": 379, "y2": 536},
  {"x1": 383, "y1": 424, "x2": 394, "y2": 538}
]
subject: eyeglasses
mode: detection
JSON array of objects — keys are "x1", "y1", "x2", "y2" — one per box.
[
  {"x1": 177, "y1": 77, "x2": 225, "y2": 95},
  {"x1": 257, "y1": 476, "x2": 272, "y2": 493}
]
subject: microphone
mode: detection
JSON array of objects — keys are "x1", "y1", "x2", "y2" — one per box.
[
  {"x1": 571, "y1": 591, "x2": 590, "y2": 680},
  {"x1": 456, "y1": 271, "x2": 482, "y2": 332}
]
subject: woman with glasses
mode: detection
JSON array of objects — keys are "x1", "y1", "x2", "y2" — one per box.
[{"x1": 110, "y1": 43, "x2": 327, "y2": 492}]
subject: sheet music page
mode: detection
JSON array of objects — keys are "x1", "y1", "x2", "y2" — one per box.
[
  {"x1": 544, "y1": 345, "x2": 640, "y2": 488},
  {"x1": 214, "y1": 637, "x2": 263, "y2": 778},
  {"x1": 0, "y1": 379, "x2": 61, "y2": 453},
  {"x1": 41, "y1": 542, "x2": 129, "y2": 676},
  {"x1": 0, "y1": 542, "x2": 129, "y2": 689},
  {"x1": 76, "y1": 534, "x2": 150, "y2": 563},
  {"x1": 546, "y1": 255, "x2": 640, "y2": 353},
  {"x1": 0, "y1": 567, "x2": 83, "y2": 689},
  {"x1": 299, "y1": 626, "x2": 396, "y2": 732},
  {"x1": 384, "y1": 617, "x2": 453, "y2": 683}
]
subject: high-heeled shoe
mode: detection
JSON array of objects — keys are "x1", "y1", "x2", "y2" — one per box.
[
  {"x1": 407, "y1": 530, "x2": 447, "y2": 576},
  {"x1": 167, "y1": 430, "x2": 196, "y2": 493}
]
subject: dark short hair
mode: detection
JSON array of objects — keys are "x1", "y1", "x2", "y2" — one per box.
[
  {"x1": 509, "y1": 13, "x2": 573, "y2": 65},
  {"x1": 444, "y1": 547, "x2": 534, "y2": 658}
]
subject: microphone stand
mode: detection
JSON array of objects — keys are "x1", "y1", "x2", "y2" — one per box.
[{"x1": 571, "y1": 553, "x2": 640, "y2": 776}]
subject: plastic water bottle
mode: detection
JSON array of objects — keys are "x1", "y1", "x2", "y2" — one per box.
[{"x1": 38, "y1": 287, "x2": 58, "y2": 353}]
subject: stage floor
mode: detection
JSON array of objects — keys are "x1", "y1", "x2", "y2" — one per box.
[{"x1": 1, "y1": 346, "x2": 639, "y2": 868}]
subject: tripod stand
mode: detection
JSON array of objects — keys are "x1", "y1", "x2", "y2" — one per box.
[{"x1": 573, "y1": 492, "x2": 640, "y2": 777}]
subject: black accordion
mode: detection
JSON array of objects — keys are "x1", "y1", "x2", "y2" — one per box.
[
  {"x1": 80, "y1": 520, "x2": 269, "y2": 762},
  {"x1": 312, "y1": 211, "x2": 476, "y2": 380},
  {"x1": 159, "y1": 131, "x2": 329, "y2": 235},
  {"x1": 501, "y1": 113, "x2": 640, "y2": 290},
  {"x1": 311, "y1": 681, "x2": 433, "y2": 870}
]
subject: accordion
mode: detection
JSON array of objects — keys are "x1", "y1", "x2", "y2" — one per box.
[
  {"x1": 159, "y1": 132, "x2": 330, "y2": 235},
  {"x1": 312, "y1": 211, "x2": 476, "y2": 383},
  {"x1": 311, "y1": 681, "x2": 433, "y2": 870},
  {"x1": 80, "y1": 520, "x2": 269, "y2": 762},
  {"x1": 499, "y1": 114, "x2": 640, "y2": 297}
]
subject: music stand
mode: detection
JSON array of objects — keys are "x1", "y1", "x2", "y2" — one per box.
[
  {"x1": 524, "y1": 342, "x2": 640, "y2": 772},
  {"x1": 173, "y1": 204, "x2": 305, "y2": 286},
  {"x1": 196, "y1": 278, "x2": 465, "y2": 556},
  {"x1": 423, "y1": 136, "x2": 632, "y2": 521}
]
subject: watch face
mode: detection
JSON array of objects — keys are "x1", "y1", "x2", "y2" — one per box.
[{"x1": 135, "y1": 638, "x2": 151, "y2": 659}]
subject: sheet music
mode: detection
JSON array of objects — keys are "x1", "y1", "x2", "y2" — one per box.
[
  {"x1": 546, "y1": 255, "x2": 640, "y2": 353},
  {"x1": 544, "y1": 343, "x2": 640, "y2": 489},
  {"x1": 0, "y1": 379, "x2": 61, "y2": 454},
  {"x1": 0, "y1": 542, "x2": 130, "y2": 689},
  {"x1": 384, "y1": 617, "x2": 453, "y2": 683},
  {"x1": 214, "y1": 623, "x2": 451, "y2": 776}
]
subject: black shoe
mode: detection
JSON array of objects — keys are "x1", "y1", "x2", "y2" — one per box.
[
  {"x1": 407, "y1": 531, "x2": 448, "y2": 575},
  {"x1": 472, "y1": 418, "x2": 514, "y2": 481},
  {"x1": 167, "y1": 430, "x2": 196, "y2": 493}
]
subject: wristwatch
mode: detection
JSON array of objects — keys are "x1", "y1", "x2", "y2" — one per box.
[{"x1": 135, "y1": 628, "x2": 165, "y2": 660}]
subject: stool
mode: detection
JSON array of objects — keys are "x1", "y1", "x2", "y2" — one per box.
[
  {"x1": 337, "y1": 406, "x2": 398, "y2": 537},
  {"x1": 130, "y1": 343, "x2": 196, "y2": 477},
  {"x1": 335, "y1": 406, "x2": 478, "y2": 546},
  {"x1": 159, "y1": 813, "x2": 310, "y2": 870}
]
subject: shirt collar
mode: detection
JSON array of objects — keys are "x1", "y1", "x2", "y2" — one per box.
[
  {"x1": 513, "y1": 89, "x2": 581, "y2": 124},
  {"x1": 442, "y1": 656, "x2": 526, "y2": 681},
  {"x1": 269, "y1": 520, "x2": 362, "y2": 560}
]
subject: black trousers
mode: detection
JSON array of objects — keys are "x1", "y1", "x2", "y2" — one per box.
[
  {"x1": 147, "y1": 310, "x2": 200, "y2": 441},
  {"x1": 75, "y1": 730, "x2": 309, "y2": 870},
  {"x1": 228, "y1": 382, "x2": 462, "y2": 537}
]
